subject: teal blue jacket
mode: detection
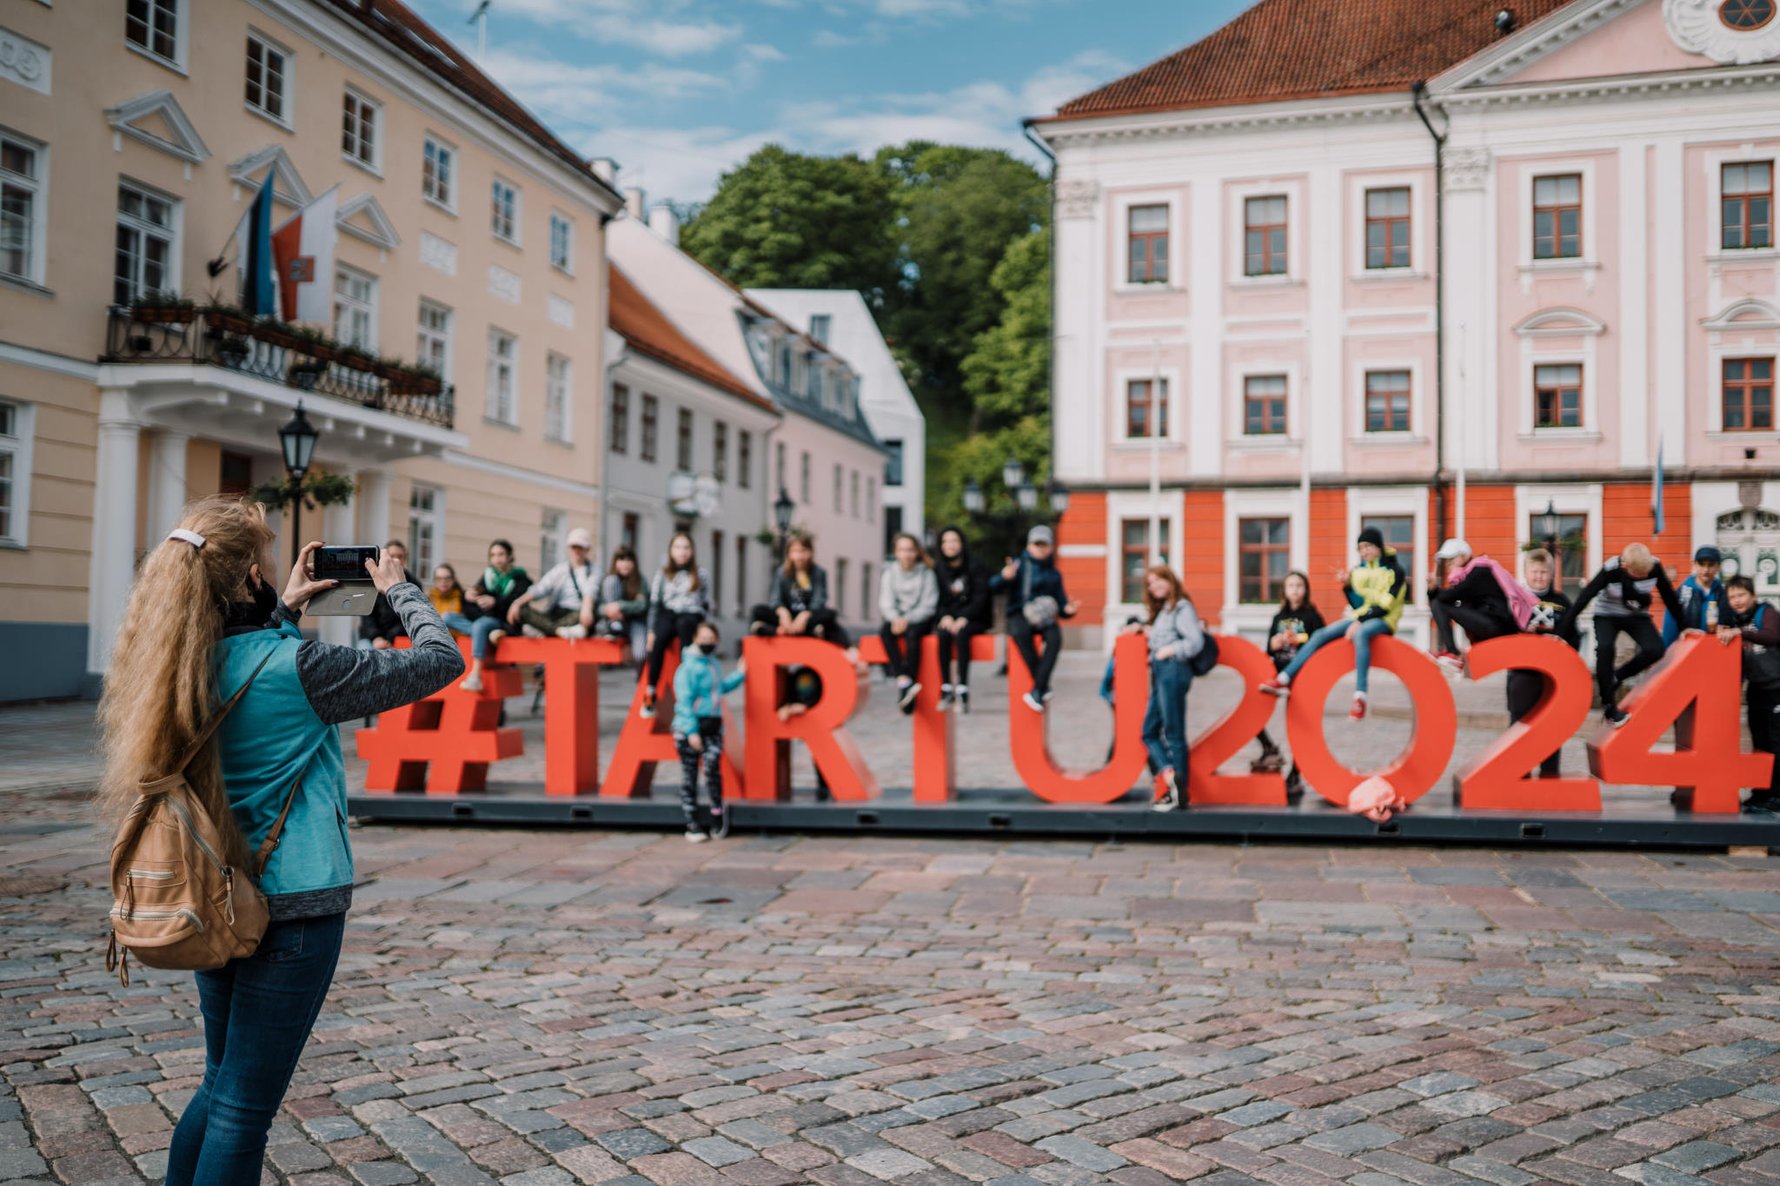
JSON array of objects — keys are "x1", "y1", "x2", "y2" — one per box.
[
  {"x1": 671, "y1": 648, "x2": 744, "y2": 736},
  {"x1": 213, "y1": 584, "x2": 461, "y2": 915}
]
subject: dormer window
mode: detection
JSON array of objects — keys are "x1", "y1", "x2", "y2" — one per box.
[{"x1": 807, "y1": 356, "x2": 822, "y2": 402}]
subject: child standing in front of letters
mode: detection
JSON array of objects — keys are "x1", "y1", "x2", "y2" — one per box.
[{"x1": 671, "y1": 620, "x2": 745, "y2": 842}]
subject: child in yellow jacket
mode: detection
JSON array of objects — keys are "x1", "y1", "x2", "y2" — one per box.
[{"x1": 1260, "y1": 527, "x2": 1407, "y2": 721}]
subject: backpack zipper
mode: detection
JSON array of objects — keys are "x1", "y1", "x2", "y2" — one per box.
[
  {"x1": 127, "y1": 868, "x2": 175, "y2": 881},
  {"x1": 109, "y1": 905, "x2": 205, "y2": 932},
  {"x1": 161, "y1": 796, "x2": 226, "y2": 871}
]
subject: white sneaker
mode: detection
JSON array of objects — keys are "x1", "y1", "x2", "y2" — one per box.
[
  {"x1": 521, "y1": 625, "x2": 546, "y2": 639},
  {"x1": 1022, "y1": 691, "x2": 1044, "y2": 712},
  {"x1": 460, "y1": 672, "x2": 484, "y2": 693},
  {"x1": 1152, "y1": 768, "x2": 1183, "y2": 811},
  {"x1": 684, "y1": 828, "x2": 708, "y2": 843},
  {"x1": 557, "y1": 624, "x2": 589, "y2": 640}
]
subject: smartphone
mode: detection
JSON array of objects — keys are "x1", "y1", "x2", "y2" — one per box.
[{"x1": 312, "y1": 545, "x2": 379, "y2": 584}]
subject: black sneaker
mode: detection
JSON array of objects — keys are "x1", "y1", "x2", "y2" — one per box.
[
  {"x1": 898, "y1": 681, "x2": 922, "y2": 713},
  {"x1": 938, "y1": 684, "x2": 954, "y2": 708},
  {"x1": 1022, "y1": 691, "x2": 1044, "y2": 712},
  {"x1": 710, "y1": 803, "x2": 730, "y2": 838},
  {"x1": 1604, "y1": 706, "x2": 1628, "y2": 728}
]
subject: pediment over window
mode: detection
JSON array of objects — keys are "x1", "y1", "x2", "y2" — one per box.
[
  {"x1": 1514, "y1": 307, "x2": 1607, "y2": 337},
  {"x1": 227, "y1": 145, "x2": 311, "y2": 209},
  {"x1": 337, "y1": 193, "x2": 400, "y2": 249},
  {"x1": 105, "y1": 90, "x2": 210, "y2": 165},
  {"x1": 1702, "y1": 298, "x2": 1780, "y2": 331}
]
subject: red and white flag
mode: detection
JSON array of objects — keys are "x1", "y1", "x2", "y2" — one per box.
[{"x1": 272, "y1": 186, "x2": 339, "y2": 324}]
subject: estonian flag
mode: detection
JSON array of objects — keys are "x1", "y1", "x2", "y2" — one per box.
[{"x1": 236, "y1": 174, "x2": 278, "y2": 317}]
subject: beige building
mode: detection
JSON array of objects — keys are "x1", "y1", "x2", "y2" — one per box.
[{"x1": 0, "y1": 0, "x2": 623, "y2": 700}]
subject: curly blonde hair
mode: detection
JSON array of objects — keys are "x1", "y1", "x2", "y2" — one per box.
[{"x1": 97, "y1": 496, "x2": 274, "y2": 869}]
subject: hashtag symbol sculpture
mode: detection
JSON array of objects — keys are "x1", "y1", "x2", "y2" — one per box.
[{"x1": 356, "y1": 640, "x2": 524, "y2": 793}]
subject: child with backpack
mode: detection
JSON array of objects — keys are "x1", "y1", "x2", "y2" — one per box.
[{"x1": 672, "y1": 620, "x2": 746, "y2": 841}]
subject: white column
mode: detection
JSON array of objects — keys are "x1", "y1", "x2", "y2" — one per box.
[
  {"x1": 1443, "y1": 147, "x2": 1493, "y2": 477},
  {"x1": 1653, "y1": 139, "x2": 1687, "y2": 466},
  {"x1": 1307, "y1": 164, "x2": 1343, "y2": 482},
  {"x1": 87, "y1": 391, "x2": 143, "y2": 676},
  {"x1": 1618, "y1": 144, "x2": 1650, "y2": 469},
  {"x1": 1188, "y1": 178, "x2": 1223, "y2": 479},
  {"x1": 357, "y1": 467, "x2": 394, "y2": 546},
  {"x1": 147, "y1": 430, "x2": 191, "y2": 541}
]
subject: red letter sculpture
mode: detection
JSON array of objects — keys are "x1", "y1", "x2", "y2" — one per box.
[
  {"x1": 1007, "y1": 631, "x2": 1150, "y2": 804},
  {"x1": 857, "y1": 633, "x2": 999, "y2": 802},
  {"x1": 495, "y1": 636, "x2": 624, "y2": 795},
  {"x1": 1187, "y1": 635, "x2": 1288, "y2": 806},
  {"x1": 741, "y1": 636, "x2": 878, "y2": 801},
  {"x1": 1455, "y1": 634, "x2": 1600, "y2": 810}
]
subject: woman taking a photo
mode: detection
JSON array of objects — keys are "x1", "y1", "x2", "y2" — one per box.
[
  {"x1": 933, "y1": 526, "x2": 990, "y2": 712},
  {"x1": 98, "y1": 497, "x2": 461, "y2": 1184},
  {"x1": 460, "y1": 539, "x2": 531, "y2": 693},
  {"x1": 1140, "y1": 565, "x2": 1204, "y2": 812},
  {"x1": 878, "y1": 532, "x2": 939, "y2": 713},
  {"x1": 642, "y1": 531, "x2": 712, "y2": 718}
]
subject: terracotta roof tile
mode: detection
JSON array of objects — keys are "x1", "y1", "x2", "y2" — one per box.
[
  {"x1": 1048, "y1": 0, "x2": 1577, "y2": 122},
  {"x1": 326, "y1": 0, "x2": 617, "y2": 196},
  {"x1": 609, "y1": 266, "x2": 779, "y2": 415}
]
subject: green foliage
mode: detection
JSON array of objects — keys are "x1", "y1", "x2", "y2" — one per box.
[
  {"x1": 961, "y1": 230, "x2": 1051, "y2": 430},
  {"x1": 679, "y1": 146, "x2": 897, "y2": 301},
  {"x1": 249, "y1": 471, "x2": 357, "y2": 511},
  {"x1": 929, "y1": 417, "x2": 1054, "y2": 557}
]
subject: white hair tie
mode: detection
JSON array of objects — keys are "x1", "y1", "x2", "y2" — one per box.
[{"x1": 168, "y1": 529, "x2": 206, "y2": 549}]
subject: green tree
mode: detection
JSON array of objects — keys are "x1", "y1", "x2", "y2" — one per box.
[
  {"x1": 679, "y1": 145, "x2": 897, "y2": 301},
  {"x1": 961, "y1": 229, "x2": 1050, "y2": 430}
]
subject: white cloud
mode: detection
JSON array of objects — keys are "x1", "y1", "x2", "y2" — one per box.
[
  {"x1": 469, "y1": 0, "x2": 740, "y2": 56},
  {"x1": 584, "y1": 125, "x2": 784, "y2": 205},
  {"x1": 477, "y1": 47, "x2": 728, "y2": 113}
]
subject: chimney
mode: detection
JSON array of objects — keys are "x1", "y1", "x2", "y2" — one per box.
[
  {"x1": 588, "y1": 157, "x2": 617, "y2": 184},
  {"x1": 648, "y1": 204, "x2": 680, "y2": 246},
  {"x1": 623, "y1": 187, "x2": 646, "y2": 220}
]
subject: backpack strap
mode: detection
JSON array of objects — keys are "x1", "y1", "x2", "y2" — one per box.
[
  {"x1": 170, "y1": 649, "x2": 278, "y2": 776},
  {"x1": 253, "y1": 777, "x2": 303, "y2": 879}
]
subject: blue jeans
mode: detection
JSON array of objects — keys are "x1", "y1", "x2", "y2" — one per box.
[
  {"x1": 165, "y1": 913, "x2": 346, "y2": 1186},
  {"x1": 441, "y1": 611, "x2": 477, "y2": 638},
  {"x1": 1141, "y1": 659, "x2": 1194, "y2": 778},
  {"x1": 1280, "y1": 617, "x2": 1393, "y2": 694},
  {"x1": 466, "y1": 615, "x2": 506, "y2": 660}
]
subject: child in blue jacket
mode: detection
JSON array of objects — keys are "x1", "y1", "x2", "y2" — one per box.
[{"x1": 672, "y1": 620, "x2": 746, "y2": 841}]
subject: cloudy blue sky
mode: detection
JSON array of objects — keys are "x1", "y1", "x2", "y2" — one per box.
[{"x1": 404, "y1": 0, "x2": 1253, "y2": 204}]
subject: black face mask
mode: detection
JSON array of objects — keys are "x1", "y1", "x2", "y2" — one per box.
[{"x1": 224, "y1": 573, "x2": 278, "y2": 630}]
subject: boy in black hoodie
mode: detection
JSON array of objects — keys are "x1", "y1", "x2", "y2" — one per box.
[
  {"x1": 1509, "y1": 548, "x2": 1577, "y2": 778},
  {"x1": 933, "y1": 526, "x2": 991, "y2": 711}
]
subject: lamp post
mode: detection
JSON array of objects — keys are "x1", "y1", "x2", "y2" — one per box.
[
  {"x1": 278, "y1": 402, "x2": 319, "y2": 570},
  {"x1": 960, "y1": 456, "x2": 1068, "y2": 557},
  {"x1": 1535, "y1": 499, "x2": 1559, "y2": 556},
  {"x1": 773, "y1": 486, "x2": 796, "y2": 559}
]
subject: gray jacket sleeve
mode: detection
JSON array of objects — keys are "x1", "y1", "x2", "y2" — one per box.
[
  {"x1": 912, "y1": 568, "x2": 939, "y2": 622},
  {"x1": 295, "y1": 583, "x2": 465, "y2": 726}
]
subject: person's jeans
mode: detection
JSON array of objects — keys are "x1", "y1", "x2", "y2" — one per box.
[
  {"x1": 878, "y1": 619, "x2": 931, "y2": 682},
  {"x1": 1593, "y1": 614, "x2": 1665, "y2": 707},
  {"x1": 1281, "y1": 617, "x2": 1393, "y2": 695},
  {"x1": 518, "y1": 604, "x2": 580, "y2": 636},
  {"x1": 936, "y1": 624, "x2": 979, "y2": 687},
  {"x1": 1008, "y1": 617, "x2": 1062, "y2": 695},
  {"x1": 468, "y1": 616, "x2": 505, "y2": 661},
  {"x1": 1141, "y1": 659, "x2": 1194, "y2": 778},
  {"x1": 165, "y1": 913, "x2": 346, "y2": 1186},
  {"x1": 441, "y1": 611, "x2": 476, "y2": 639},
  {"x1": 1505, "y1": 668, "x2": 1563, "y2": 778},
  {"x1": 647, "y1": 611, "x2": 705, "y2": 687}
]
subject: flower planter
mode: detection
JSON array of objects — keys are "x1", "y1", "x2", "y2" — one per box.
[{"x1": 133, "y1": 306, "x2": 193, "y2": 324}]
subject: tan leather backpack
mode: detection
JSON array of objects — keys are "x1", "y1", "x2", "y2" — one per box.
[{"x1": 105, "y1": 653, "x2": 300, "y2": 984}]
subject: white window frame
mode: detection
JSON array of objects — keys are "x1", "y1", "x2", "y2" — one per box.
[
  {"x1": 1111, "y1": 187, "x2": 1183, "y2": 293},
  {"x1": 0, "y1": 400, "x2": 34, "y2": 549},
  {"x1": 1514, "y1": 483, "x2": 1604, "y2": 583},
  {"x1": 548, "y1": 211, "x2": 573, "y2": 274},
  {"x1": 0, "y1": 128, "x2": 48, "y2": 289},
  {"x1": 1235, "y1": 369, "x2": 1294, "y2": 443},
  {"x1": 1515, "y1": 312, "x2": 1603, "y2": 438},
  {"x1": 115, "y1": 178, "x2": 181, "y2": 305},
  {"x1": 422, "y1": 134, "x2": 456, "y2": 212},
  {"x1": 244, "y1": 29, "x2": 294, "y2": 129},
  {"x1": 1703, "y1": 143, "x2": 1780, "y2": 262},
  {"x1": 486, "y1": 328, "x2": 518, "y2": 426},
  {"x1": 544, "y1": 352, "x2": 571, "y2": 443},
  {"x1": 1106, "y1": 490, "x2": 1185, "y2": 617},
  {"x1": 342, "y1": 86, "x2": 383, "y2": 175},
  {"x1": 417, "y1": 299, "x2": 452, "y2": 384},
  {"x1": 407, "y1": 483, "x2": 443, "y2": 576},
  {"x1": 1218, "y1": 488, "x2": 1305, "y2": 633},
  {"x1": 1113, "y1": 365, "x2": 1182, "y2": 447},
  {"x1": 125, "y1": 0, "x2": 188, "y2": 73},
  {"x1": 1228, "y1": 177, "x2": 1306, "y2": 286},
  {"x1": 1705, "y1": 343, "x2": 1780, "y2": 436},
  {"x1": 1350, "y1": 356, "x2": 1426, "y2": 442},
  {"x1": 540, "y1": 508, "x2": 566, "y2": 574},
  {"x1": 1514, "y1": 156, "x2": 1599, "y2": 277},
  {"x1": 1346, "y1": 490, "x2": 1428, "y2": 610},
  {"x1": 1346, "y1": 171, "x2": 1428, "y2": 280},
  {"x1": 491, "y1": 177, "x2": 521, "y2": 246},
  {"x1": 332, "y1": 265, "x2": 378, "y2": 351}
]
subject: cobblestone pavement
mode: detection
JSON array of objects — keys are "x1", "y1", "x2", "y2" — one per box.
[{"x1": 5, "y1": 783, "x2": 1780, "y2": 1186}]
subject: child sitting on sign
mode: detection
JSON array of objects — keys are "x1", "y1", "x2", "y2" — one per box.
[{"x1": 671, "y1": 620, "x2": 745, "y2": 842}]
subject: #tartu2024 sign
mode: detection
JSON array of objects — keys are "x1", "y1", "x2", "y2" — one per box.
[{"x1": 357, "y1": 633, "x2": 1771, "y2": 814}]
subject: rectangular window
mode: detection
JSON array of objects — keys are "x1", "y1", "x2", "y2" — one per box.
[
  {"x1": 1361, "y1": 515, "x2": 1416, "y2": 605},
  {"x1": 114, "y1": 182, "x2": 176, "y2": 306},
  {"x1": 486, "y1": 329, "x2": 517, "y2": 425},
  {"x1": 776, "y1": 442, "x2": 787, "y2": 494},
  {"x1": 1238, "y1": 517, "x2": 1289, "y2": 603},
  {"x1": 835, "y1": 558, "x2": 848, "y2": 619},
  {"x1": 219, "y1": 450, "x2": 252, "y2": 496},
  {"x1": 342, "y1": 89, "x2": 380, "y2": 170},
  {"x1": 491, "y1": 178, "x2": 519, "y2": 244},
  {"x1": 423, "y1": 136, "x2": 455, "y2": 208},
  {"x1": 675, "y1": 408, "x2": 693, "y2": 471},
  {"x1": 540, "y1": 509, "x2": 564, "y2": 575},
  {"x1": 833, "y1": 463, "x2": 844, "y2": 513},
  {"x1": 1532, "y1": 512, "x2": 1589, "y2": 599},
  {"x1": 866, "y1": 477, "x2": 876, "y2": 523},
  {"x1": 884, "y1": 506, "x2": 903, "y2": 559},
  {"x1": 1126, "y1": 378, "x2": 1168, "y2": 439},
  {"x1": 809, "y1": 314, "x2": 831, "y2": 344},
  {"x1": 800, "y1": 451, "x2": 811, "y2": 504},
  {"x1": 1533, "y1": 174, "x2": 1582, "y2": 259},
  {"x1": 736, "y1": 535, "x2": 749, "y2": 615},
  {"x1": 1, "y1": 133, "x2": 45, "y2": 286},
  {"x1": 609, "y1": 384, "x2": 629, "y2": 454},
  {"x1": 1723, "y1": 162, "x2": 1774, "y2": 251},
  {"x1": 407, "y1": 485, "x2": 440, "y2": 576},
  {"x1": 850, "y1": 470, "x2": 860, "y2": 518},
  {"x1": 713, "y1": 421, "x2": 728, "y2": 482},
  {"x1": 545, "y1": 353, "x2": 571, "y2": 442},
  {"x1": 127, "y1": 0, "x2": 180, "y2": 64},
  {"x1": 1364, "y1": 187, "x2": 1411, "y2": 270},
  {"x1": 1724, "y1": 357, "x2": 1775, "y2": 432},
  {"x1": 1128, "y1": 204, "x2": 1169, "y2": 284},
  {"x1": 1244, "y1": 196, "x2": 1288, "y2": 276},
  {"x1": 416, "y1": 300, "x2": 451, "y2": 383},
  {"x1": 621, "y1": 512, "x2": 639, "y2": 553},
  {"x1": 1365, "y1": 370, "x2": 1412, "y2": 433},
  {"x1": 862, "y1": 562, "x2": 873, "y2": 620},
  {"x1": 1120, "y1": 519, "x2": 1173, "y2": 604},
  {"x1": 0, "y1": 401, "x2": 30, "y2": 547},
  {"x1": 1243, "y1": 375, "x2": 1288, "y2": 436},
  {"x1": 808, "y1": 358, "x2": 823, "y2": 403},
  {"x1": 1534, "y1": 363, "x2": 1583, "y2": 429},
  {"x1": 883, "y1": 440, "x2": 904, "y2": 487},
  {"x1": 737, "y1": 430, "x2": 752, "y2": 489},
  {"x1": 640, "y1": 395, "x2": 658, "y2": 462},
  {"x1": 549, "y1": 212, "x2": 573, "y2": 272},
  {"x1": 333, "y1": 266, "x2": 376, "y2": 350},
  {"x1": 711, "y1": 530, "x2": 724, "y2": 613},
  {"x1": 245, "y1": 33, "x2": 289, "y2": 124}
]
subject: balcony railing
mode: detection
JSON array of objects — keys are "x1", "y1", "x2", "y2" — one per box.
[{"x1": 103, "y1": 306, "x2": 455, "y2": 429}]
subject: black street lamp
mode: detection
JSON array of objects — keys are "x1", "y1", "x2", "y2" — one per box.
[
  {"x1": 1049, "y1": 480, "x2": 1071, "y2": 517},
  {"x1": 961, "y1": 478, "x2": 984, "y2": 516},
  {"x1": 1002, "y1": 456, "x2": 1025, "y2": 492},
  {"x1": 773, "y1": 486, "x2": 796, "y2": 557},
  {"x1": 1535, "y1": 498, "x2": 1560, "y2": 555},
  {"x1": 278, "y1": 402, "x2": 319, "y2": 569}
]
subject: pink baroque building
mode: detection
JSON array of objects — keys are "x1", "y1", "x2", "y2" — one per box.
[{"x1": 1032, "y1": 0, "x2": 1780, "y2": 649}]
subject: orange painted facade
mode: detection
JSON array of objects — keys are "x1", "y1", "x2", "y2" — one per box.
[
  {"x1": 1183, "y1": 491, "x2": 1224, "y2": 627},
  {"x1": 1308, "y1": 488, "x2": 1348, "y2": 614}
]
